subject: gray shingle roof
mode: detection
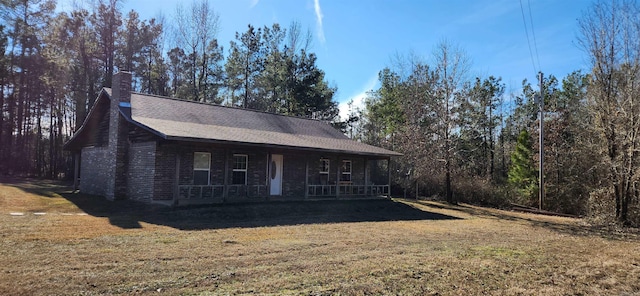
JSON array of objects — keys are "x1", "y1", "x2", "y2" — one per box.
[{"x1": 116, "y1": 90, "x2": 400, "y2": 157}]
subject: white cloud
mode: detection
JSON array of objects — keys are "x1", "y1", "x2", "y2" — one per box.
[
  {"x1": 249, "y1": 0, "x2": 259, "y2": 8},
  {"x1": 338, "y1": 75, "x2": 379, "y2": 121},
  {"x1": 314, "y1": 0, "x2": 326, "y2": 44}
]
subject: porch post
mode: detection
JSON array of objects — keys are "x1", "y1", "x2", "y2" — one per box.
[
  {"x1": 223, "y1": 149, "x2": 229, "y2": 202},
  {"x1": 73, "y1": 152, "x2": 80, "y2": 190},
  {"x1": 304, "y1": 158, "x2": 309, "y2": 199},
  {"x1": 364, "y1": 157, "x2": 369, "y2": 196},
  {"x1": 387, "y1": 157, "x2": 391, "y2": 197},
  {"x1": 266, "y1": 152, "x2": 270, "y2": 200},
  {"x1": 336, "y1": 156, "x2": 340, "y2": 199},
  {"x1": 173, "y1": 152, "x2": 180, "y2": 206}
]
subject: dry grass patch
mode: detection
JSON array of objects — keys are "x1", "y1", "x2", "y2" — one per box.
[
  {"x1": 0, "y1": 177, "x2": 81, "y2": 213},
  {"x1": 1, "y1": 178, "x2": 639, "y2": 295}
]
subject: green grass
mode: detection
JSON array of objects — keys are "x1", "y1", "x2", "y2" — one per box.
[{"x1": 1, "y1": 177, "x2": 639, "y2": 295}]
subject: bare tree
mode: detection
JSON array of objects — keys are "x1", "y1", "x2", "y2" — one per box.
[
  {"x1": 173, "y1": 0, "x2": 220, "y2": 102},
  {"x1": 286, "y1": 21, "x2": 312, "y2": 55},
  {"x1": 432, "y1": 40, "x2": 471, "y2": 204},
  {"x1": 578, "y1": 0, "x2": 640, "y2": 225}
]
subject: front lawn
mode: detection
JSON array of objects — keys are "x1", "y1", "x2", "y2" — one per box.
[{"x1": 1, "y1": 178, "x2": 638, "y2": 295}]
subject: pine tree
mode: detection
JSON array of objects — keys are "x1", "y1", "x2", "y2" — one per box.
[{"x1": 508, "y1": 130, "x2": 538, "y2": 204}]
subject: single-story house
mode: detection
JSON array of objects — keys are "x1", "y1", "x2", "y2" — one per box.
[{"x1": 64, "y1": 71, "x2": 401, "y2": 206}]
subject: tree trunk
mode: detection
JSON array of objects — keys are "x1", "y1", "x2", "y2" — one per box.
[
  {"x1": 445, "y1": 156, "x2": 454, "y2": 204},
  {"x1": 0, "y1": 76, "x2": 4, "y2": 166},
  {"x1": 36, "y1": 95, "x2": 42, "y2": 177},
  {"x1": 489, "y1": 108, "x2": 495, "y2": 179}
]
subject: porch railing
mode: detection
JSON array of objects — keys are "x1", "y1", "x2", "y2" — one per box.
[
  {"x1": 307, "y1": 184, "x2": 389, "y2": 198},
  {"x1": 177, "y1": 185, "x2": 267, "y2": 201},
  {"x1": 177, "y1": 184, "x2": 388, "y2": 201}
]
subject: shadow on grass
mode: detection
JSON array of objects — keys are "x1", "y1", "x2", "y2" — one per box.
[
  {"x1": 55, "y1": 191, "x2": 462, "y2": 230},
  {"x1": 0, "y1": 176, "x2": 67, "y2": 198},
  {"x1": 5, "y1": 177, "x2": 637, "y2": 240},
  {"x1": 405, "y1": 199, "x2": 640, "y2": 242}
]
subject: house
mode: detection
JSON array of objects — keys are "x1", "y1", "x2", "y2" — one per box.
[{"x1": 64, "y1": 72, "x2": 401, "y2": 206}]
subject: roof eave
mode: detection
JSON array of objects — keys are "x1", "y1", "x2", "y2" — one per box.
[
  {"x1": 63, "y1": 88, "x2": 111, "y2": 151},
  {"x1": 118, "y1": 106, "x2": 168, "y2": 140},
  {"x1": 164, "y1": 135, "x2": 402, "y2": 158}
]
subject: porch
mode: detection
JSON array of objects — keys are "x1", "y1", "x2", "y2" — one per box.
[{"x1": 169, "y1": 145, "x2": 393, "y2": 205}]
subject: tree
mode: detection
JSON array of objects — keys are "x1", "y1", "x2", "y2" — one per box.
[
  {"x1": 285, "y1": 49, "x2": 337, "y2": 118},
  {"x1": 173, "y1": 0, "x2": 221, "y2": 102},
  {"x1": 256, "y1": 23, "x2": 286, "y2": 112},
  {"x1": 363, "y1": 68, "x2": 405, "y2": 148},
  {"x1": 432, "y1": 40, "x2": 470, "y2": 204},
  {"x1": 91, "y1": 0, "x2": 122, "y2": 88},
  {"x1": 116, "y1": 9, "x2": 166, "y2": 94},
  {"x1": 1, "y1": 0, "x2": 56, "y2": 174},
  {"x1": 62, "y1": 8, "x2": 102, "y2": 129},
  {"x1": 166, "y1": 47, "x2": 185, "y2": 96},
  {"x1": 458, "y1": 76, "x2": 504, "y2": 180},
  {"x1": 399, "y1": 62, "x2": 442, "y2": 197},
  {"x1": 508, "y1": 130, "x2": 538, "y2": 204},
  {"x1": 224, "y1": 22, "x2": 337, "y2": 117},
  {"x1": 578, "y1": 0, "x2": 640, "y2": 225},
  {"x1": 225, "y1": 24, "x2": 263, "y2": 108},
  {"x1": 0, "y1": 24, "x2": 9, "y2": 171},
  {"x1": 542, "y1": 71, "x2": 598, "y2": 214},
  {"x1": 41, "y1": 11, "x2": 75, "y2": 178}
]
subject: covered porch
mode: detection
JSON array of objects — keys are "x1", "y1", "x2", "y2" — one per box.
[
  {"x1": 173, "y1": 149, "x2": 393, "y2": 205},
  {"x1": 305, "y1": 155, "x2": 392, "y2": 199}
]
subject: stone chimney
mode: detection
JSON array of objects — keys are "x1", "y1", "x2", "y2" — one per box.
[{"x1": 105, "y1": 71, "x2": 132, "y2": 200}]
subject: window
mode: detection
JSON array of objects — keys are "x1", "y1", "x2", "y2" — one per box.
[
  {"x1": 193, "y1": 152, "x2": 211, "y2": 185},
  {"x1": 319, "y1": 159, "x2": 330, "y2": 174},
  {"x1": 319, "y1": 158, "x2": 330, "y2": 183},
  {"x1": 232, "y1": 154, "x2": 248, "y2": 185},
  {"x1": 341, "y1": 160, "x2": 352, "y2": 182}
]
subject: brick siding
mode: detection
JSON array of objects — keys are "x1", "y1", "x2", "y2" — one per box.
[
  {"x1": 153, "y1": 143, "x2": 177, "y2": 201},
  {"x1": 79, "y1": 146, "x2": 111, "y2": 196},
  {"x1": 306, "y1": 154, "x2": 367, "y2": 186},
  {"x1": 281, "y1": 153, "x2": 306, "y2": 199},
  {"x1": 127, "y1": 141, "x2": 156, "y2": 201}
]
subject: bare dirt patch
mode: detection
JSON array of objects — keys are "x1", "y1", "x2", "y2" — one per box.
[{"x1": 1, "y1": 178, "x2": 639, "y2": 295}]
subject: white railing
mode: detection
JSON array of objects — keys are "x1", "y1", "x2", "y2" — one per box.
[
  {"x1": 177, "y1": 185, "x2": 267, "y2": 200},
  {"x1": 308, "y1": 184, "x2": 389, "y2": 197},
  {"x1": 307, "y1": 185, "x2": 337, "y2": 196},
  {"x1": 178, "y1": 185, "x2": 225, "y2": 200},
  {"x1": 178, "y1": 184, "x2": 388, "y2": 200},
  {"x1": 226, "y1": 184, "x2": 267, "y2": 198}
]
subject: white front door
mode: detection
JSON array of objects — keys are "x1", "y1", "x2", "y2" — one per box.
[{"x1": 270, "y1": 154, "x2": 283, "y2": 195}]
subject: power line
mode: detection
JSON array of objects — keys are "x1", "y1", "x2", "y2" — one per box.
[
  {"x1": 519, "y1": 0, "x2": 537, "y2": 75},
  {"x1": 527, "y1": 0, "x2": 542, "y2": 71}
]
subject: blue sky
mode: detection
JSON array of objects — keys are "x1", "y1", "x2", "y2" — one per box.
[{"x1": 60, "y1": 0, "x2": 593, "y2": 118}]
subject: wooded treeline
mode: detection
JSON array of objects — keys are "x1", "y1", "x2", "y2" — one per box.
[
  {"x1": 1, "y1": 0, "x2": 639, "y2": 226},
  {"x1": 0, "y1": 0, "x2": 337, "y2": 179},
  {"x1": 351, "y1": 0, "x2": 639, "y2": 226}
]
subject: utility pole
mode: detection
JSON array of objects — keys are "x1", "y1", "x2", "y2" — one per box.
[{"x1": 538, "y1": 72, "x2": 544, "y2": 211}]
